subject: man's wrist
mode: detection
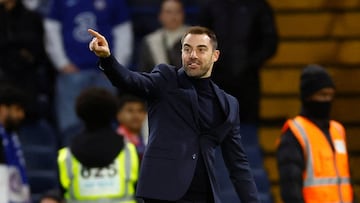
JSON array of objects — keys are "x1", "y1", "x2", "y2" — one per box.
[{"x1": 100, "y1": 52, "x2": 111, "y2": 58}]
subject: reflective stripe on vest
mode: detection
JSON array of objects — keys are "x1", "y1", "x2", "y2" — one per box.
[
  {"x1": 58, "y1": 143, "x2": 138, "y2": 203},
  {"x1": 289, "y1": 117, "x2": 353, "y2": 203}
]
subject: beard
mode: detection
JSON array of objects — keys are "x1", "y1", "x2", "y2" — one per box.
[
  {"x1": 183, "y1": 59, "x2": 212, "y2": 78},
  {"x1": 4, "y1": 116, "x2": 22, "y2": 133}
]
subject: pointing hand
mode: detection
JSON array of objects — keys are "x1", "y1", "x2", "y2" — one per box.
[{"x1": 88, "y1": 29, "x2": 111, "y2": 58}]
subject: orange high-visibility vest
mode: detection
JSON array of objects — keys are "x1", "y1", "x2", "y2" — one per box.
[{"x1": 282, "y1": 116, "x2": 353, "y2": 203}]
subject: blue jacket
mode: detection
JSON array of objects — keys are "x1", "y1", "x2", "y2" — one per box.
[{"x1": 99, "y1": 55, "x2": 260, "y2": 203}]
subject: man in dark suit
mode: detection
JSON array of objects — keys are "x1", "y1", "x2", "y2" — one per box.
[{"x1": 88, "y1": 26, "x2": 259, "y2": 203}]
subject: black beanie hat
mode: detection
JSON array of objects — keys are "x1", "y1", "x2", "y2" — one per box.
[{"x1": 300, "y1": 64, "x2": 335, "y2": 101}]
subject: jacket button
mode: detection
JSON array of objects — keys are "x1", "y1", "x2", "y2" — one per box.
[{"x1": 192, "y1": 154, "x2": 197, "y2": 160}]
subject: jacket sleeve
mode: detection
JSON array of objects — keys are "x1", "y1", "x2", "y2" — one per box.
[
  {"x1": 99, "y1": 55, "x2": 169, "y2": 97},
  {"x1": 276, "y1": 129, "x2": 305, "y2": 203},
  {"x1": 220, "y1": 102, "x2": 260, "y2": 203}
]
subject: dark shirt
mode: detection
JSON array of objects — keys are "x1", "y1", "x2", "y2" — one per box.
[{"x1": 183, "y1": 77, "x2": 225, "y2": 201}]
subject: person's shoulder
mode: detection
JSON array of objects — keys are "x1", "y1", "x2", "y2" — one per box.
[
  {"x1": 225, "y1": 92, "x2": 238, "y2": 105},
  {"x1": 152, "y1": 63, "x2": 177, "y2": 76},
  {"x1": 212, "y1": 83, "x2": 239, "y2": 109},
  {"x1": 214, "y1": 84, "x2": 237, "y2": 103},
  {"x1": 330, "y1": 120, "x2": 346, "y2": 132},
  {"x1": 144, "y1": 29, "x2": 164, "y2": 43}
]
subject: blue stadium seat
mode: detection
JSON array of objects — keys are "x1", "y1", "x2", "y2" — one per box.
[
  {"x1": 27, "y1": 171, "x2": 58, "y2": 194},
  {"x1": 240, "y1": 123, "x2": 259, "y2": 146},
  {"x1": 259, "y1": 192, "x2": 273, "y2": 203},
  {"x1": 19, "y1": 119, "x2": 58, "y2": 147},
  {"x1": 252, "y1": 168, "x2": 271, "y2": 194},
  {"x1": 18, "y1": 120, "x2": 59, "y2": 202},
  {"x1": 22, "y1": 146, "x2": 57, "y2": 171},
  {"x1": 244, "y1": 146, "x2": 264, "y2": 169}
]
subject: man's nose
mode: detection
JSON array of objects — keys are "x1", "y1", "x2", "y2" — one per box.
[{"x1": 190, "y1": 50, "x2": 198, "y2": 58}]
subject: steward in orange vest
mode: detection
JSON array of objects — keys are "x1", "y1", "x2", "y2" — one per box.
[{"x1": 276, "y1": 65, "x2": 354, "y2": 203}]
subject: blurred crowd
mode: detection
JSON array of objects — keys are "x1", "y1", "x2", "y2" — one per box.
[{"x1": 0, "y1": 0, "x2": 356, "y2": 203}]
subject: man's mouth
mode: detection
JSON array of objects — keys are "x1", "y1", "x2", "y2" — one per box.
[{"x1": 188, "y1": 62, "x2": 200, "y2": 68}]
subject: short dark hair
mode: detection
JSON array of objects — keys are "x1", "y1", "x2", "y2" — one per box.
[
  {"x1": 118, "y1": 94, "x2": 146, "y2": 112},
  {"x1": 0, "y1": 84, "x2": 26, "y2": 108},
  {"x1": 76, "y1": 88, "x2": 117, "y2": 129},
  {"x1": 181, "y1": 26, "x2": 218, "y2": 50}
]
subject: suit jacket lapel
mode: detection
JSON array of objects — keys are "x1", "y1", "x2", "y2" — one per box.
[
  {"x1": 177, "y1": 69, "x2": 235, "y2": 135},
  {"x1": 210, "y1": 82, "x2": 234, "y2": 137},
  {"x1": 211, "y1": 81, "x2": 228, "y2": 117}
]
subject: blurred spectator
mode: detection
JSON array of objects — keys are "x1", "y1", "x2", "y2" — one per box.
[
  {"x1": 44, "y1": 0, "x2": 133, "y2": 135},
  {"x1": 0, "y1": 85, "x2": 31, "y2": 203},
  {"x1": 137, "y1": 0, "x2": 188, "y2": 72},
  {"x1": 22, "y1": 0, "x2": 50, "y2": 15},
  {"x1": 57, "y1": 88, "x2": 139, "y2": 202},
  {"x1": 198, "y1": 0, "x2": 278, "y2": 125},
  {"x1": 39, "y1": 190, "x2": 64, "y2": 203},
  {"x1": 116, "y1": 94, "x2": 147, "y2": 161},
  {"x1": 277, "y1": 65, "x2": 354, "y2": 203},
  {"x1": 0, "y1": 0, "x2": 53, "y2": 121}
]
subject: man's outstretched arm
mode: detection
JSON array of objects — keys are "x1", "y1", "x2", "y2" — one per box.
[{"x1": 88, "y1": 29, "x2": 168, "y2": 97}]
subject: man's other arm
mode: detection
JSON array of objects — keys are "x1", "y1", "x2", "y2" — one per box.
[
  {"x1": 221, "y1": 101, "x2": 260, "y2": 203},
  {"x1": 89, "y1": 29, "x2": 168, "y2": 97}
]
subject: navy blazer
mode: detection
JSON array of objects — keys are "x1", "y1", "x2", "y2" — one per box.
[{"x1": 99, "y1": 56, "x2": 259, "y2": 203}]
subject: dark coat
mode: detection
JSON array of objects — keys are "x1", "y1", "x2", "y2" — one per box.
[
  {"x1": 198, "y1": 0, "x2": 278, "y2": 123},
  {"x1": 0, "y1": 2, "x2": 54, "y2": 119},
  {"x1": 99, "y1": 55, "x2": 260, "y2": 203},
  {"x1": 0, "y1": 2, "x2": 45, "y2": 83}
]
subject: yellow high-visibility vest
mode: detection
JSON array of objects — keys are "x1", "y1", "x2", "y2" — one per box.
[{"x1": 58, "y1": 142, "x2": 139, "y2": 203}]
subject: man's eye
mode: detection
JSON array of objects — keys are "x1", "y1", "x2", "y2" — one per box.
[{"x1": 183, "y1": 48, "x2": 191, "y2": 53}]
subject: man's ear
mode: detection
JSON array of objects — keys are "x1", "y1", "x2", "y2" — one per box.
[{"x1": 213, "y1": 50, "x2": 220, "y2": 62}]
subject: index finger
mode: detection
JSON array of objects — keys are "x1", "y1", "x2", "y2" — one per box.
[{"x1": 88, "y1": 29, "x2": 104, "y2": 39}]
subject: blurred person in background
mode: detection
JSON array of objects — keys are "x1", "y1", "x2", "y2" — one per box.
[
  {"x1": 22, "y1": 0, "x2": 50, "y2": 15},
  {"x1": 198, "y1": 0, "x2": 278, "y2": 129},
  {"x1": 0, "y1": 85, "x2": 30, "y2": 203},
  {"x1": 277, "y1": 65, "x2": 355, "y2": 203},
  {"x1": 44, "y1": 0, "x2": 133, "y2": 136},
  {"x1": 58, "y1": 87, "x2": 139, "y2": 203},
  {"x1": 137, "y1": 0, "x2": 188, "y2": 72},
  {"x1": 0, "y1": 0, "x2": 53, "y2": 122},
  {"x1": 116, "y1": 94, "x2": 147, "y2": 162}
]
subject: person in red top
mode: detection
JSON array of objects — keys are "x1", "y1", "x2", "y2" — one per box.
[{"x1": 116, "y1": 94, "x2": 147, "y2": 161}]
